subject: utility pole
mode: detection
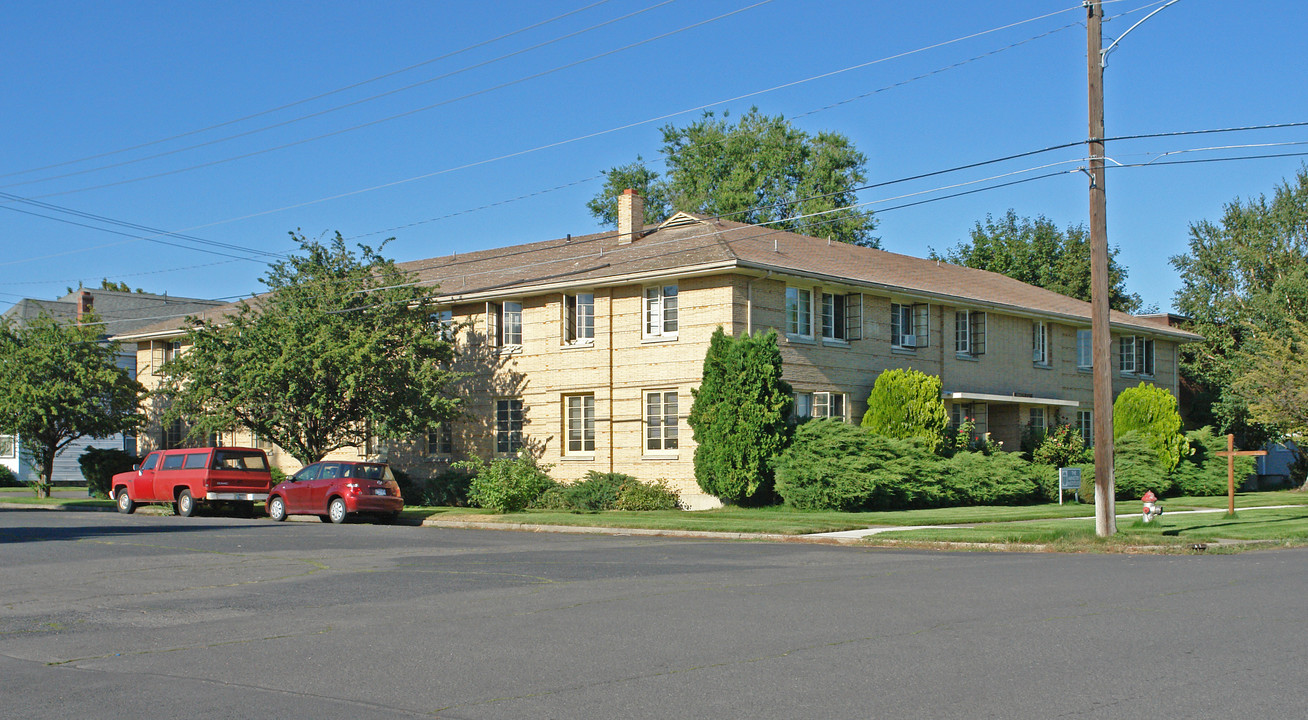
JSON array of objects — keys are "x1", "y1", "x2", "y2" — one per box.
[{"x1": 1087, "y1": 0, "x2": 1115, "y2": 537}]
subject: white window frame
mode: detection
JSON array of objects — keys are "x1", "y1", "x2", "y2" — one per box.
[
  {"x1": 1137, "y1": 336, "x2": 1155, "y2": 376},
  {"x1": 0, "y1": 434, "x2": 15, "y2": 459},
  {"x1": 793, "y1": 392, "x2": 814, "y2": 420},
  {"x1": 564, "y1": 293, "x2": 595, "y2": 345},
  {"x1": 813, "y1": 392, "x2": 846, "y2": 421},
  {"x1": 1032, "y1": 320, "x2": 1049, "y2": 366},
  {"x1": 495, "y1": 398, "x2": 524, "y2": 455},
  {"x1": 644, "y1": 390, "x2": 679, "y2": 454},
  {"x1": 429, "y1": 309, "x2": 455, "y2": 342},
  {"x1": 786, "y1": 287, "x2": 814, "y2": 339},
  {"x1": 564, "y1": 394, "x2": 596, "y2": 455},
  {"x1": 1077, "y1": 409, "x2": 1094, "y2": 447},
  {"x1": 820, "y1": 292, "x2": 849, "y2": 342},
  {"x1": 954, "y1": 310, "x2": 985, "y2": 357},
  {"x1": 643, "y1": 284, "x2": 678, "y2": 340},
  {"x1": 1077, "y1": 329, "x2": 1093, "y2": 369},
  {"x1": 891, "y1": 302, "x2": 928, "y2": 349},
  {"x1": 1119, "y1": 335, "x2": 1137, "y2": 373}
]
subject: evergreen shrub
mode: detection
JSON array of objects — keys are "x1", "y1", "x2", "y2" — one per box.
[
  {"x1": 861, "y1": 368, "x2": 949, "y2": 452},
  {"x1": 1113, "y1": 430, "x2": 1174, "y2": 499},
  {"x1": 774, "y1": 420, "x2": 945, "y2": 510},
  {"x1": 942, "y1": 451, "x2": 1042, "y2": 505},
  {"x1": 77, "y1": 447, "x2": 138, "y2": 499},
  {"x1": 0, "y1": 464, "x2": 20, "y2": 487},
  {"x1": 615, "y1": 478, "x2": 682, "y2": 511},
  {"x1": 1172, "y1": 426, "x2": 1253, "y2": 496},
  {"x1": 457, "y1": 453, "x2": 556, "y2": 513},
  {"x1": 1113, "y1": 382, "x2": 1188, "y2": 472}
]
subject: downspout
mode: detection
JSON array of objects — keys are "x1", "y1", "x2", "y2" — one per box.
[{"x1": 608, "y1": 287, "x2": 615, "y2": 475}]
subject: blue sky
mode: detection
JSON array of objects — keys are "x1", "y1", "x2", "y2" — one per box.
[{"x1": 3, "y1": 0, "x2": 1305, "y2": 324}]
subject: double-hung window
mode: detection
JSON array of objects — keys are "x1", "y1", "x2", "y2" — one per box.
[
  {"x1": 0, "y1": 434, "x2": 16, "y2": 459},
  {"x1": 645, "y1": 391, "x2": 679, "y2": 452},
  {"x1": 955, "y1": 310, "x2": 986, "y2": 356},
  {"x1": 1032, "y1": 320, "x2": 1049, "y2": 365},
  {"x1": 565, "y1": 395, "x2": 595, "y2": 454},
  {"x1": 891, "y1": 302, "x2": 927, "y2": 348},
  {"x1": 786, "y1": 287, "x2": 813, "y2": 339},
  {"x1": 495, "y1": 399, "x2": 524, "y2": 455},
  {"x1": 565, "y1": 293, "x2": 594, "y2": 344},
  {"x1": 643, "y1": 285, "x2": 678, "y2": 339},
  {"x1": 1028, "y1": 407, "x2": 1046, "y2": 437}
]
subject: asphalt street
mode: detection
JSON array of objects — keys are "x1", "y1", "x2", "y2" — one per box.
[{"x1": 3, "y1": 508, "x2": 1305, "y2": 719}]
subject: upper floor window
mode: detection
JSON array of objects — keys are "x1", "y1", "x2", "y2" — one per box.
[
  {"x1": 486, "y1": 302, "x2": 522, "y2": 347},
  {"x1": 151, "y1": 340, "x2": 182, "y2": 376},
  {"x1": 644, "y1": 284, "x2": 678, "y2": 339},
  {"x1": 822, "y1": 293, "x2": 861, "y2": 341},
  {"x1": 429, "y1": 309, "x2": 455, "y2": 342},
  {"x1": 1077, "y1": 329, "x2": 1093, "y2": 369},
  {"x1": 955, "y1": 310, "x2": 986, "y2": 356},
  {"x1": 1120, "y1": 335, "x2": 1155, "y2": 376},
  {"x1": 891, "y1": 302, "x2": 928, "y2": 349},
  {"x1": 565, "y1": 293, "x2": 595, "y2": 344},
  {"x1": 1032, "y1": 320, "x2": 1049, "y2": 365},
  {"x1": 786, "y1": 287, "x2": 813, "y2": 338}
]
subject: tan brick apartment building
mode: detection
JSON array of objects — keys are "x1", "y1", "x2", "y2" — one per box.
[{"x1": 115, "y1": 193, "x2": 1200, "y2": 509}]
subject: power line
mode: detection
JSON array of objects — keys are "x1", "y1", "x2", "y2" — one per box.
[
  {"x1": 0, "y1": 0, "x2": 619, "y2": 182},
  {"x1": 16, "y1": 1, "x2": 774, "y2": 202},
  {"x1": 1, "y1": 0, "x2": 678, "y2": 191}
]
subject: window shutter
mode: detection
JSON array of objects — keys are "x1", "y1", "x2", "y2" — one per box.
[
  {"x1": 486, "y1": 302, "x2": 500, "y2": 346},
  {"x1": 564, "y1": 295, "x2": 576, "y2": 342},
  {"x1": 844, "y1": 294, "x2": 862, "y2": 340},
  {"x1": 912, "y1": 304, "x2": 929, "y2": 347},
  {"x1": 970, "y1": 311, "x2": 986, "y2": 355}
]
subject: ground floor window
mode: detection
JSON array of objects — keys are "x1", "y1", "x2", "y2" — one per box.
[
  {"x1": 496, "y1": 399, "x2": 524, "y2": 454},
  {"x1": 0, "y1": 434, "x2": 15, "y2": 459},
  {"x1": 565, "y1": 395, "x2": 595, "y2": 454},
  {"x1": 1077, "y1": 409, "x2": 1094, "y2": 447},
  {"x1": 796, "y1": 392, "x2": 846, "y2": 421},
  {"x1": 645, "y1": 391, "x2": 678, "y2": 452},
  {"x1": 425, "y1": 423, "x2": 453, "y2": 456}
]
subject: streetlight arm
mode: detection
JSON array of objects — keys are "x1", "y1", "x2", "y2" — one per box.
[{"x1": 1100, "y1": 0, "x2": 1181, "y2": 67}]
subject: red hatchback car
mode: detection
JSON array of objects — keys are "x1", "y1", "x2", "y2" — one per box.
[{"x1": 267, "y1": 461, "x2": 403, "y2": 524}]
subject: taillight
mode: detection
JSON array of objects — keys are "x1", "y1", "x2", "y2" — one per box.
[{"x1": 345, "y1": 482, "x2": 362, "y2": 494}]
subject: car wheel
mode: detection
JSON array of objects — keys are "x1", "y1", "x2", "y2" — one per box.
[
  {"x1": 177, "y1": 489, "x2": 195, "y2": 517},
  {"x1": 115, "y1": 488, "x2": 135, "y2": 514},
  {"x1": 329, "y1": 497, "x2": 348, "y2": 524},
  {"x1": 268, "y1": 496, "x2": 287, "y2": 522}
]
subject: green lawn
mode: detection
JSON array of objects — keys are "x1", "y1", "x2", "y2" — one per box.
[{"x1": 873, "y1": 506, "x2": 1308, "y2": 550}]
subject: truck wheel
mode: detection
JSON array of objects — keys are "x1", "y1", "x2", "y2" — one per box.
[
  {"x1": 177, "y1": 489, "x2": 196, "y2": 517},
  {"x1": 268, "y1": 496, "x2": 287, "y2": 522},
  {"x1": 329, "y1": 497, "x2": 348, "y2": 524},
  {"x1": 115, "y1": 488, "x2": 135, "y2": 514}
]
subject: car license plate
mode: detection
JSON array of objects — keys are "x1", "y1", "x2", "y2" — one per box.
[{"x1": 373, "y1": 489, "x2": 388, "y2": 496}]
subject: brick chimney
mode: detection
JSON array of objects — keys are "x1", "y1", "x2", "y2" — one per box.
[
  {"x1": 617, "y1": 188, "x2": 644, "y2": 245},
  {"x1": 77, "y1": 290, "x2": 94, "y2": 324}
]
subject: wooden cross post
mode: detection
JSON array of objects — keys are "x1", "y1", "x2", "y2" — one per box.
[{"x1": 1214, "y1": 433, "x2": 1266, "y2": 515}]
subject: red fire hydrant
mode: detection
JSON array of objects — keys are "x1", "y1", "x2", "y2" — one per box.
[{"x1": 1142, "y1": 490, "x2": 1163, "y2": 523}]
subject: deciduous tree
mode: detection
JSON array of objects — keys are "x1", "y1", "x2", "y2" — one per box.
[
  {"x1": 588, "y1": 108, "x2": 878, "y2": 247},
  {"x1": 931, "y1": 210, "x2": 1142, "y2": 312},
  {"x1": 0, "y1": 314, "x2": 144, "y2": 497},
  {"x1": 157, "y1": 232, "x2": 462, "y2": 466},
  {"x1": 1170, "y1": 167, "x2": 1308, "y2": 442}
]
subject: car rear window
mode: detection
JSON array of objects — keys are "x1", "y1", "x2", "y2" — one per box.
[
  {"x1": 213, "y1": 450, "x2": 269, "y2": 471},
  {"x1": 183, "y1": 453, "x2": 209, "y2": 469},
  {"x1": 161, "y1": 454, "x2": 185, "y2": 470},
  {"x1": 350, "y1": 464, "x2": 393, "y2": 481}
]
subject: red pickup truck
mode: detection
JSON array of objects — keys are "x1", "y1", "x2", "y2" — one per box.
[{"x1": 112, "y1": 447, "x2": 273, "y2": 517}]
